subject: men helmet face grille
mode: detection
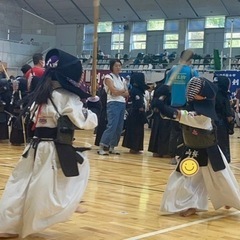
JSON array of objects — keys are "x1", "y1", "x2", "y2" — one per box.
[{"x1": 186, "y1": 77, "x2": 203, "y2": 102}]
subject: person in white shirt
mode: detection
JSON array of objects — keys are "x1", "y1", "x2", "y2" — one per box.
[{"x1": 98, "y1": 59, "x2": 129, "y2": 155}]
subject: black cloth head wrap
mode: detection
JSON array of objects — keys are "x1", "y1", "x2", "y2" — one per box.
[
  {"x1": 213, "y1": 75, "x2": 231, "y2": 93},
  {"x1": 45, "y1": 48, "x2": 91, "y2": 99},
  {"x1": 130, "y1": 72, "x2": 149, "y2": 93}
]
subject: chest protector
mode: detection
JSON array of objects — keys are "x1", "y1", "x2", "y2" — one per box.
[{"x1": 181, "y1": 124, "x2": 217, "y2": 149}]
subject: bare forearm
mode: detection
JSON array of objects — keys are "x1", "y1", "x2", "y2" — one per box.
[
  {"x1": 110, "y1": 88, "x2": 127, "y2": 96},
  {"x1": 121, "y1": 90, "x2": 129, "y2": 98},
  {"x1": 236, "y1": 99, "x2": 239, "y2": 112}
]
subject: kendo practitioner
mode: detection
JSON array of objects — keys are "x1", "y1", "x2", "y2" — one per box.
[
  {"x1": 122, "y1": 72, "x2": 149, "y2": 153},
  {"x1": 214, "y1": 76, "x2": 234, "y2": 163},
  {"x1": 0, "y1": 78, "x2": 11, "y2": 140},
  {"x1": 148, "y1": 69, "x2": 172, "y2": 158},
  {"x1": 8, "y1": 76, "x2": 28, "y2": 145},
  {"x1": 152, "y1": 77, "x2": 240, "y2": 217},
  {"x1": 0, "y1": 48, "x2": 100, "y2": 238},
  {"x1": 94, "y1": 82, "x2": 107, "y2": 146}
]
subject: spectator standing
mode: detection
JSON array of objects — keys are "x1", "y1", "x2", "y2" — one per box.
[
  {"x1": 25, "y1": 53, "x2": 45, "y2": 91},
  {"x1": 98, "y1": 59, "x2": 129, "y2": 155}
]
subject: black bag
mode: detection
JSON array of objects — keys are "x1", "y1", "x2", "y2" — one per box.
[
  {"x1": 49, "y1": 98, "x2": 75, "y2": 145},
  {"x1": 181, "y1": 124, "x2": 217, "y2": 149},
  {"x1": 49, "y1": 98, "x2": 84, "y2": 177},
  {"x1": 55, "y1": 115, "x2": 74, "y2": 144}
]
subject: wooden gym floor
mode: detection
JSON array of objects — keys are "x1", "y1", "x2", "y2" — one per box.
[{"x1": 1, "y1": 127, "x2": 240, "y2": 240}]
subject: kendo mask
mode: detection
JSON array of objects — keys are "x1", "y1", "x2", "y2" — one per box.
[{"x1": 186, "y1": 77, "x2": 218, "y2": 120}]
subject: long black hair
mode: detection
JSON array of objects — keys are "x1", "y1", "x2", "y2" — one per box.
[
  {"x1": 34, "y1": 70, "x2": 55, "y2": 104},
  {"x1": 17, "y1": 67, "x2": 55, "y2": 122}
]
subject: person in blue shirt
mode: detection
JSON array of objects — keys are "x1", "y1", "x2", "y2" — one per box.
[
  {"x1": 165, "y1": 49, "x2": 198, "y2": 164},
  {"x1": 166, "y1": 49, "x2": 198, "y2": 107}
]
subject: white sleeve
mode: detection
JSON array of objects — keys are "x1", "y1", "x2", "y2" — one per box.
[
  {"x1": 103, "y1": 74, "x2": 113, "y2": 92},
  {"x1": 54, "y1": 90, "x2": 98, "y2": 130}
]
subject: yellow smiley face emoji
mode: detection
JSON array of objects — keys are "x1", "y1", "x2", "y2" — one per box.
[{"x1": 180, "y1": 158, "x2": 199, "y2": 177}]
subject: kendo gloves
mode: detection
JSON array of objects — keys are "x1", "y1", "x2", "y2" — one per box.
[
  {"x1": 152, "y1": 99, "x2": 178, "y2": 119},
  {"x1": 86, "y1": 96, "x2": 102, "y2": 117},
  {"x1": 151, "y1": 84, "x2": 178, "y2": 119}
]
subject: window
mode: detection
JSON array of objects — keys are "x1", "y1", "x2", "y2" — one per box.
[
  {"x1": 133, "y1": 22, "x2": 147, "y2": 32},
  {"x1": 84, "y1": 22, "x2": 113, "y2": 51},
  {"x1": 131, "y1": 22, "x2": 147, "y2": 50},
  {"x1": 225, "y1": 17, "x2": 240, "y2": 29},
  {"x1": 147, "y1": 19, "x2": 164, "y2": 31},
  {"x1": 132, "y1": 34, "x2": 146, "y2": 49},
  {"x1": 164, "y1": 20, "x2": 179, "y2": 49},
  {"x1": 187, "y1": 32, "x2": 204, "y2": 48},
  {"x1": 165, "y1": 20, "x2": 179, "y2": 32},
  {"x1": 187, "y1": 19, "x2": 204, "y2": 49},
  {"x1": 83, "y1": 24, "x2": 94, "y2": 51},
  {"x1": 164, "y1": 34, "x2": 178, "y2": 49},
  {"x1": 188, "y1": 19, "x2": 205, "y2": 31},
  {"x1": 224, "y1": 33, "x2": 240, "y2": 48},
  {"x1": 111, "y1": 24, "x2": 124, "y2": 50},
  {"x1": 224, "y1": 17, "x2": 240, "y2": 48},
  {"x1": 98, "y1": 22, "x2": 112, "y2": 32},
  {"x1": 205, "y1": 16, "x2": 225, "y2": 28}
]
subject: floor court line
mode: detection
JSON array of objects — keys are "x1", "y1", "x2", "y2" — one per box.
[
  {"x1": 230, "y1": 165, "x2": 240, "y2": 171},
  {"x1": 124, "y1": 211, "x2": 240, "y2": 240}
]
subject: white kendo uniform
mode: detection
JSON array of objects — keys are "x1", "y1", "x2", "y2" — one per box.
[
  {"x1": 0, "y1": 89, "x2": 98, "y2": 238},
  {"x1": 160, "y1": 110, "x2": 240, "y2": 214}
]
